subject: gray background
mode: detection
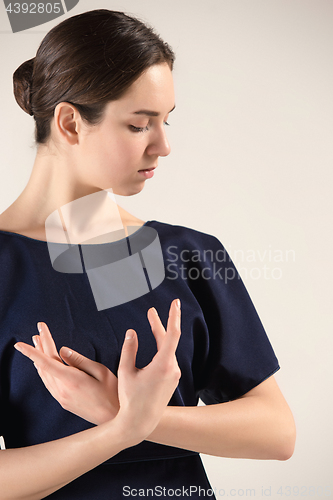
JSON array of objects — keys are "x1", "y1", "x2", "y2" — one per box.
[{"x1": 1, "y1": 1, "x2": 332, "y2": 497}]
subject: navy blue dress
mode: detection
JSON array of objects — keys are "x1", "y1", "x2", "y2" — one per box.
[{"x1": 0, "y1": 220, "x2": 279, "y2": 499}]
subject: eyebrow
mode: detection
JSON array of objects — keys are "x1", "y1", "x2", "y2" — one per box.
[{"x1": 132, "y1": 105, "x2": 176, "y2": 117}]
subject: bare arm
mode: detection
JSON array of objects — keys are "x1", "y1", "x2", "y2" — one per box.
[
  {"x1": 1, "y1": 300, "x2": 181, "y2": 500},
  {"x1": 17, "y1": 301, "x2": 296, "y2": 473},
  {"x1": 146, "y1": 305, "x2": 296, "y2": 460},
  {"x1": 0, "y1": 418, "x2": 134, "y2": 500},
  {"x1": 147, "y1": 375, "x2": 296, "y2": 461}
]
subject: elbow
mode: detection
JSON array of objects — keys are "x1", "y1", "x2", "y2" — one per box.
[
  {"x1": 275, "y1": 414, "x2": 296, "y2": 461},
  {"x1": 276, "y1": 438, "x2": 295, "y2": 461},
  {"x1": 278, "y1": 430, "x2": 296, "y2": 461}
]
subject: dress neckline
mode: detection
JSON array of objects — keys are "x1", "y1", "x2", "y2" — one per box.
[{"x1": 0, "y1": 220, "x2": 154, "y2": 244}]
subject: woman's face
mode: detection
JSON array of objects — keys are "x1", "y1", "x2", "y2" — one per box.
[{"x1": 77, "y1": 63, "x2": 175, "y2": 196}]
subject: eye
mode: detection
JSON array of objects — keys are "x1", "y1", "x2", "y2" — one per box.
[
  {"x1": 129, "y1": 122, "x2": 170, "y2": 133},
  {"x1": 129, "y1": 125, "x2": 149, "y2": 133}
]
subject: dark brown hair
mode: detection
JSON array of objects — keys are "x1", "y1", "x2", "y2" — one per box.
[{"x1": 13, "y1": 9, "x2": 175, "y2": 144}]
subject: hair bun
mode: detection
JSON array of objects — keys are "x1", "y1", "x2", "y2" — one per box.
[{"x1": 13, "y1": 58, "x2": 35, "y2": 116}]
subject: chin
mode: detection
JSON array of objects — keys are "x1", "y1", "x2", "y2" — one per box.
[{"x1": 113, "y1": 184, "x2": 145, "y2": 197}]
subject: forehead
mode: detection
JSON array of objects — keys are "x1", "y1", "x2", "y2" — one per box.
[{"x1": 108, "y1": 63, "x2": 175, "y2": 115}]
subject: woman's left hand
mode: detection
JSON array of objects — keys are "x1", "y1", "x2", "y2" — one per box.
[{"x1": 15, "y1": 323, "x2": 119, "y2": 425}]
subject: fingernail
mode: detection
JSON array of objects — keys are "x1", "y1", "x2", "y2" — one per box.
[
  {"x1": 176, "y1": 299, "x2": 181, "y2": 309},
  {"x1": 125, "y1": 330, "x2": 134, "y2": 340},
  {"x1": 61, "y1": 347, "x2": 72, "y2": 357},
  {"x1": 14, "y1": 343, "x2": 22, "y2": 352},
  {"x1": 37, "y1": 322, "x2": 43, "y2": 334},
  {"x1": 32, "y1": 336, "x2": 38, "y2": 347}
]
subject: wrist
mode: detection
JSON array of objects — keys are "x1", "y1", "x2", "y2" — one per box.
[
  {"x1": 95, "y1": 403, "x2": 118, "y2": 425},
  {"x1": 111, "y1": 410, "x2": 145, "y2": 449},
  {"x1": 145, "y1": 405, "x2": 173, "y2": 443}
]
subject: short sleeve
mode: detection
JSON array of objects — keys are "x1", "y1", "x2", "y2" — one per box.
[{"x1": 187, "y1": 233, "x2": 280, "y2": 405}]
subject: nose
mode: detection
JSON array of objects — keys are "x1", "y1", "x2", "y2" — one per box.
[{"x1": 146, "y1": 125, "x2": 171, "y2": 157}]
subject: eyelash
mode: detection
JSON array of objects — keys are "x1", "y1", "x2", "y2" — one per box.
[{"x1": 130, "y1": 122, "x2": 170, "y2": 133}]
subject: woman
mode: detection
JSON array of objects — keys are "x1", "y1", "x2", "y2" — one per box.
[{"x1": 0, "y1": 9, "x2": 295, "y2": 500}]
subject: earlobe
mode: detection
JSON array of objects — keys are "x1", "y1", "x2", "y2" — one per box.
[{"x1": 54, "y1": 102, "x2": 80, "y2": 145}]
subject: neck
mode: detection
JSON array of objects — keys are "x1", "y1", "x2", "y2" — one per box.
[{"x1": 0, "y1": 146, "x2": 144, "y2": 240}]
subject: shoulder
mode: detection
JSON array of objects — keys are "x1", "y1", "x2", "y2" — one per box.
[
  {"x1": 148, "y1": 220, "x2": 224, "y2": 251},
  {"x1": 150, "y1": 221, "x2": 235, "y2": 284}
]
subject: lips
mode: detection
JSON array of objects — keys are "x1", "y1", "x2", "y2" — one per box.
[
  {"x1": 138, "y1": 167, "x2": 156, "y2": 179},
  {"x1": 138, "y1": 166, "x2": 156, "y2": 172}
]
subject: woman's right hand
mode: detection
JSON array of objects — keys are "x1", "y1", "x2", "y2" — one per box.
[
  {"x1": 114, "y1": 298, "x2": 182, "y2": 444},
  {"x1": 2, "y1": 300, "x2": 181, "y2": 500},
  {"x1": 14, "y1": 298, "x2": 182, "y2": 443}
]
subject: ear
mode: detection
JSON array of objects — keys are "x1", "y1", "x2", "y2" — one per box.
[{"x1": 53, "y1": 102, "x2": 82, "y2": 145}]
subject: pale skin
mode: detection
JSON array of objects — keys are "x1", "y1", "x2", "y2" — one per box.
[
  {"x1": 1, "y1": 300, "x2": 182, "y2": 500},
  {"x1": 0, "y1": 63, "x2": 296, "y2": 499}
]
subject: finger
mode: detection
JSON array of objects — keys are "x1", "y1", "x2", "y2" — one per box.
[
  {"x1": 166, "y1": 299, "x2": 181, "y2": 333},
  {"x1": 32, "y1": 336, "x2": 47, "y2": 373},
  {"x1": 34, "y1": 364, "x2": 55, "y2": 392},
  {"x1": 31, "y1": 338, "x2": 55, "y2": 382},
  {"x1": 161, "y1": 299, "x2": 181, "y2": 357},
  {"x1": 117, "y1": 329, "x2": 138, "y2": 375},
  {"x1": 14, "y1": 342, "x2": 67, "y2": 378},
  {"x1": 37, "y1": 322, "x2": 60, "y2": 360},
  {"x1": 32, "y1": 364, "x2": 61, "y2": 403},
  {"x1": 32, "y1": 335, "x2": 43, "y2": 352},
  {"x1": 59, "y1": 346, "x2": 114, "y2": 381},
  {"x1": 147, "y1": 307, "x2": 166, "y2": 351},
  {"x1": 36, "y1": 373, "x2": 55, "y2": 397}
]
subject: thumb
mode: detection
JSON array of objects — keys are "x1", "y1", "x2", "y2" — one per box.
[
  {"x1": 60, "y1": 346, "x2": 105, "y2": 380},
  {"x1": 118, "y1": 329, "x2": 138, "y2": 375}
]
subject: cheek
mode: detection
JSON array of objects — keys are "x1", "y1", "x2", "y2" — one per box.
[
  {"x1": 112, "y1": 136, "x2": 147, "y2": 164},
  {"x1": 84, "y1": 130, "x2": 146, "y2": 171}
]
